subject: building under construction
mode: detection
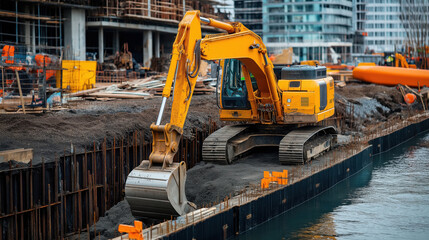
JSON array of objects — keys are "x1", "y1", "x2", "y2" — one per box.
[{"x1": 0, "y1": 0, "x2": 229, "y2": 66}]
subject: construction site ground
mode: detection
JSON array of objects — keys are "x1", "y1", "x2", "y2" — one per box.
[{"x1": 0, "y1": 81, "x2": 423, "y2": 239}]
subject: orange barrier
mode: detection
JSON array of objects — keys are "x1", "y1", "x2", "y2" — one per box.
[
  {"x1": 353, "y1": 66, "x2": 429, "y2": 88},
  {"x1": 357, "y1": 62, "x2": 376, "y2": 66},
  {"x1": 261, "y1": 170, "x2": 288, "y2": 189},
  {"x1": 118, "y1": 220, "x2": 144, "y2": 240},
  {"x1": 404, "y1": 93, "x2": 417, "y2": 104}
]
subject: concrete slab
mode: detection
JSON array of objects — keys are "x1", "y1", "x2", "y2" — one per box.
[{"x1": 0, "y1": 148, "x2": 33, "y2": 164}]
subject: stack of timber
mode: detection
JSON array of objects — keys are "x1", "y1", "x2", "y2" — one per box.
[{"x1": 68, "y1": 74, "x2": 215, "y2": 101}]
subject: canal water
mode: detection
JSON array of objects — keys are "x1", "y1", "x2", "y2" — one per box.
[{"x1": 235, "y1": 132, "x2": 429, "y2": 240}]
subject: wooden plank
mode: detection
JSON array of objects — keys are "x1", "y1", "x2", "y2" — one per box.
[
  {"x1": 86, "y1": 93, "x2": 151, "y2": 99},
  {"x1": 0, "y1": 148, "x2": 33, "y2": 164},
  {"x1": 14, "y1": 70, "x2": 26, "y2": 114}
]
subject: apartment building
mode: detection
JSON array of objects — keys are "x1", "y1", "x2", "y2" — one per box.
[
  {"x1": 363, "y1": 0, "x2": 406, "y2": 53},
  {"x1": 261, "y1": 0, "x2": 353, "y2": 63},
  {"x1": 234, "y1": 0, "x2": 263, "y2": 36}
]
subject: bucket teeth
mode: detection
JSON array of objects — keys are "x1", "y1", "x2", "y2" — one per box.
[{"x1": 125, "y1": 161, "x2": 196, "y2": 219}]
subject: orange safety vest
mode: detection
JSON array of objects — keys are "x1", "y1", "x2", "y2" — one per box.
[{"x1": 1, "y1": 45, "x2": 15, "y2": 64}]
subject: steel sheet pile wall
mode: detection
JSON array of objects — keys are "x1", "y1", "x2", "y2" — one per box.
[
  {"x1": 0, "y1": 121, "x2": 217, "y2": 239},
  {"x1": 167, "y1": 209, "x2": 236, "y2": 240},
  {"x1": 370, "y1": 117, "x2": 429, "y2": 155}
]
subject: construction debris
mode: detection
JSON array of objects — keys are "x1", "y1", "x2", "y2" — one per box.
[{"x1": 66, "y1": 74, "x2": 216, "y2": 101}]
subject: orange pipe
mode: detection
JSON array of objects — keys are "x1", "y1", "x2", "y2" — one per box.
[{"x1": 353, "y1": 66, "x2": 429, "y2": 87}]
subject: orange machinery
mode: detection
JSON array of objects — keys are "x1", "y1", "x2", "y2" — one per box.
[
  {"x1": 353, "y1": 66, "x2": 429, "y2": 88},
  {"x1": 395, "y1": 53, "x2": 417, "y2": 69}
]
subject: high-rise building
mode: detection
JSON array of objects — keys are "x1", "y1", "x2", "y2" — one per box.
[
  {"x1": 362, "y1": 0, "x2": 406, "y2": 53},
  {"x1": 234, "y1": 0, "x2": 263, "y2": 36},
  {"x1": 262, "y1": 0, "x2": 353, "y2": 63},
  {"x1": 352, "y1": 0, "x2": 366, "y2": 54}
]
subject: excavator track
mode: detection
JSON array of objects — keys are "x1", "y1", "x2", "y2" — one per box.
[
  {"x1": 279, "y1": 126, "x2": 337, "y2": 164},
  {"x1": 202, "y1": 125, "x2": 248, "y2": 164}
]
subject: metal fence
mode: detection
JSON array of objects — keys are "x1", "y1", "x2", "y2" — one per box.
[{"x1": 1, "y1": 63, "x2": 62, "y2": 113}]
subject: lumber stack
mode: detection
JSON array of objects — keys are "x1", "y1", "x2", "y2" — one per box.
[{"x1": 67, "y1": 74, "x2": 216, "y2": 101}]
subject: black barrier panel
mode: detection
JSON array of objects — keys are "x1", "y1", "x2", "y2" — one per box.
[
  {"x1": 165, "y1": 208, "x2": 235, "y2": 240},
  {"x1": 370, "y1": 118, "x2": 429, "y2": 155},
  {"x1": 238, "y1": 201, "x2": 252, "y2": 233}
]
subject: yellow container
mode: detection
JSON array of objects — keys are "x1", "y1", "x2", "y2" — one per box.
[{"x1": 58, "y1": 60, "x2": 97, "y2": 92}]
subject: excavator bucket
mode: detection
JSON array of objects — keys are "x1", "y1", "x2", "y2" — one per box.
[{"x1": 125, "y1": 161, "x2": 196, "y2": 219}]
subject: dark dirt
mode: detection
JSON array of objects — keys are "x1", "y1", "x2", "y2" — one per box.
[
  {"x1": 71, "y1": 200, "x2": 137, "y2": 240},
  {"x1": 186, "y1": 148, "x2": 282, "y2": 206},
  {"x1": 0, "y1": 95, "x2": 222, "y2": 166},
  {"x1": 334, "y1": 82, "x2": 418, "y2": 133}
]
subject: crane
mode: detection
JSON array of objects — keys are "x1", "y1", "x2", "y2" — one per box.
[{"x1": 125, "y1": 11, "x2": 336, "y2": 219}]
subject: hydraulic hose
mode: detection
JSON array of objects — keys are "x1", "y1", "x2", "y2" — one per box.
[{"x1": 185, "y1": 39, "x2": 202, "y2": 101}]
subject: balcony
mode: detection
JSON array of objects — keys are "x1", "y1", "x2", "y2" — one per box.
[{"x1": 322, "y1": 8, "x2": 353, "y2": 17}]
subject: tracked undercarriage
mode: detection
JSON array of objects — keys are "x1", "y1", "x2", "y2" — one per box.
[{"x1": 203, "y1": 125, "x2": 337, "y2": 165}]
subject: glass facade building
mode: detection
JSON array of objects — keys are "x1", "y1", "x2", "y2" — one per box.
[
  {"x1": 262, "y1": 0, "x2": 353, "y2": 62},
  {"x1": 363, "y1": 0, "x2": 405, "y2": 53},
  {"x1": 234, "y1": 0, "x2": 410, "y2": 62},
  {"x1": 234, "y1": 0, "x2": 263, "y2": 36}
]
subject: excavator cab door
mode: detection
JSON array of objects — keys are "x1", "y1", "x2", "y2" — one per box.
[{"x1": 220, "y1": 59, "x2": 252, "y2": 110}]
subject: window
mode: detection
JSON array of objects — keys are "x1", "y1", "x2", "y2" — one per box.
[{"x1": 268, "y1": 7, "x2": 284, "y2": 13}]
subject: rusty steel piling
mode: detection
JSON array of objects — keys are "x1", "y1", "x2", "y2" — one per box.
[{"x1": 0, "y1": 120, "x2": 218, "y2": 239}]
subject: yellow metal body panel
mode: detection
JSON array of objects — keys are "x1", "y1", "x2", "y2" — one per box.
[
  {"x1": 219, "y1": 109, "x2": 253, "y2": 121},
  {"x1": 278, "y1": 76, "x2": 334, "y2": 123},
  {"x1": 300, "y1": 60, "x2": 320, "y2": 66},
  {"x1": 59, "y1": 60, "x2": 97, "y2": 92}
]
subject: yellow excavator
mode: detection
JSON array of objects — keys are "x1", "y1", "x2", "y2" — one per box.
[
  {"x1": 395, "y1": 53, "x2": 417, "y2": 68},
  {"x1": 125, "y1": 11, "x2": 336, "y2": 219}
]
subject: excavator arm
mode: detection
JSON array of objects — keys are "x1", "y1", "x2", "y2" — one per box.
[
  {"x1": 125, "y1": 11, "x2": 283, "y2": 219},
  {"x1": 151, "y1": 11, "x2": 283, "y2": 170}
]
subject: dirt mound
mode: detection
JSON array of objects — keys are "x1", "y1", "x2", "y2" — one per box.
[{"x1": 0, "y1": 95, "x2": 221, "y2": 164}]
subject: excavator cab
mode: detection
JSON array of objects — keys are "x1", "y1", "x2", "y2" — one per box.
[{"x1": 221, "y1": 59, "x2": 251, "y2": 110}]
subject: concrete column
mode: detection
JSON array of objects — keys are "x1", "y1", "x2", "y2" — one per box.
[
  {"x1": 31, "y1": 22, "x2": 36, "y2": 53},
  {"x1": 113, "y1": 30, "x2": 120, "y2": 54},
  {"x1": 64, "y1": 8, "x2": 86, "y2": 60},
  {"x1": 143, "y1": 30, "x2": 153, "y2": 68},
  {"x1": 31, "y1": 5, "x2": 36, "y2": 53},
  {"x1": 24, "y1": 6, "x2": 31, "y2": 52},
  {"x1": 98, "y1": 27, "x2": 104, "y2": 63},
  {"x1": 154, "y1": 31, "x2": 160, "y2": 58}
]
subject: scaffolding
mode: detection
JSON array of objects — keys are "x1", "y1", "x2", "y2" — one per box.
[
  {"x1": 93, "y1": 0, "x2": 230, "y2": 22},
  {"x1": 0, "y1": 1, "x2": 63, "y2": 56}
]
